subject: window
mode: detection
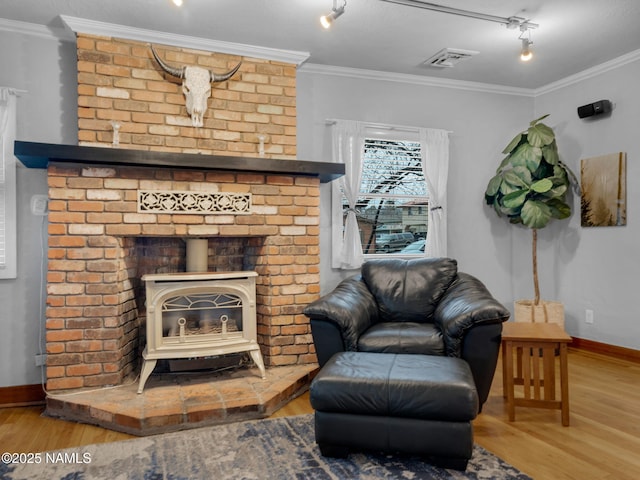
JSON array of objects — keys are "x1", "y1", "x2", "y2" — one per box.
[
  {"x1": 330, "y1": 120, "x2": 449, "y2": 270},
  {"x1": 343, "y1": 138, "x2": 428, "y2": 255},
  {"x1": 0, "y1": 87, "x2": 18, "y2": 279}
]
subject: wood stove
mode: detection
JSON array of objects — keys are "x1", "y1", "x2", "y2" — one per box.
[{"x1": 138, "y1": 270, "x2": 266, "y2": 393}]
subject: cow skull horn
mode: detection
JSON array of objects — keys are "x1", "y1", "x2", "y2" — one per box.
[
  {"x1": 151, "y1": 44, "x2": 242, "y2": 82},
  {"x1": 150, "y1": 45, "x2": 184, "y2": 78},
  {"x1": 211, "y1": 61, "x2": 242, "y2": 82}
]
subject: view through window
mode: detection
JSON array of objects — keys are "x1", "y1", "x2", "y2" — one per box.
[{"x1": 342, "y1": 138, "x2": 429, "y2": 255}]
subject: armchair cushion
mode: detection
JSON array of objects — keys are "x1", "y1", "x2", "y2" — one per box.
[
  {"x1": 358, "y1": 322, "x2": 444, "y2": 355},
  {"x1": 362, "y1": 257, "x2": 458, "y2": 323}
]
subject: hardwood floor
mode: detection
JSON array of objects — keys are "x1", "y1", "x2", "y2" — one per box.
[{"x1": 1, "y1": 348, "x2": 638, "y2": 479}]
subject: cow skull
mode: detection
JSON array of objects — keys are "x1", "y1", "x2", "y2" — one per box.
[{"x1": 150, "y1": 45, "x2": 242, "y2": 128}]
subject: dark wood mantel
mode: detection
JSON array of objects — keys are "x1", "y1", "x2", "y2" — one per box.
[{"x1": 14, "y1": 141, "x2": 344, "y2": 183}]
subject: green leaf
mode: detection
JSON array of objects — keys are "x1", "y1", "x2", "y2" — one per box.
[
  {"x1": 499, "y1": 180, "x2": 519, "y2": 195},
  {"x1": 541, "y1": 142, "x2": 559, "y2": 165},
  {"x1": 527, "y1": 122, "x2": 555, "y2": 147},
  {"x1": 498, "y1": 204, "x2": 520, "y2": 217},
  {"x1": 543, "y1": 184, "x2": 567, "y2": 199},
  {"x1": 503, "y1": 167, "x2": 531, "y2": 188},
  {"x1": 510, "y1": 143, "x2": 542, "y2": 170},
  {"x1": 502, "y1": 133, "x2": 524, "y2": 154},
  {"x1": 546, "y1": 198, "x2": 572, "y2": 219},
  {"x1": 529, "y1": 114, "x2": 550, "y2": 126},
  {"x1": 502, "y1": 189, "x2": 528, "y2": 209},
  {"x1": 507, "y1": 144, "x2": 527, "y2": 167},
  {"x1": 485, "y1": 174, "x2": 502, "y2": 199},
  {"x1": 521, "y1": 199, "x2": 553, "y2": 229},
  {"x1": 494, "y1": 202, "x2": 518, "y2": 218},
  {"x1": 496, "y1": 154, "x2": 513, "y2": 173},
  {"x1": 531, "y1": 178, "x2": 553, "y2": 193},
  {"x1": 550, "y1": 165, "x2": 568, "y2": 184},
  {"x1": 525, "y1": 146, "x2": 543, "y2": 171},
  {"x1": 558, "y1": 160, "x2": 580, "y2": 193}
]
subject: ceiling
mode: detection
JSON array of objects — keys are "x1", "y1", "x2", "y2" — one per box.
[{"x1": 2, "y1": 0, "x2": 640, "y2": 90}]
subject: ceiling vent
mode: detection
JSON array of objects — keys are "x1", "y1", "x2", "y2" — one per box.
[{"x1": 423, "y1": 48, "x2": 479, "y2": 68}]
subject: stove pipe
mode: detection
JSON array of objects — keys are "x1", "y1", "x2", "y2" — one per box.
[{"x1": 185, "y1": 238, "x2": 209, "y2": 272}]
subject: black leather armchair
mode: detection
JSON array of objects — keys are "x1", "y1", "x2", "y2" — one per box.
[{"x1": 304, "y1": 257, "x2": 510, "y2": 408}]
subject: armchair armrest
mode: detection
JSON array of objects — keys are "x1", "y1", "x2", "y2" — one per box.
[
  {"x1": 303, "y1": 275, "x2": 378, "y2": 351},
  {"x1": 433, "y1": 273, "x2": 510, "y2": 357}
]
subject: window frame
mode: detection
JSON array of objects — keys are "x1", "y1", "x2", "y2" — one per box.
[{"x1": 339, "y1": 126, "x2": 429, "y2": 260}]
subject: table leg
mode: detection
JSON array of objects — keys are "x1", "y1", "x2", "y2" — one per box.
[
  {"x1": 543, "y1": 344, "x2": 555, "y2": 400},
  {"x1": 559, "y1": 342, "x2": 570, "y2": 426},
  {"x1": 522, "y1": 346, "x2": 531, "y2": 399},
  {"x1": 504, "y1": 340, "x2": 515, "y2": 422},
  {"x1": 502, "y1": 340, "x2": 507, "y2": 399}
]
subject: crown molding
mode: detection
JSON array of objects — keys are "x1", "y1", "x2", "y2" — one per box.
[
  {"x1": 534, "y1": 48, "x2": 640, "y2": 96},
  {"x1": 0, "y1": 17, "x2": 71, "y2": 41},
  {"x1": 299, "y1": 63, "x2": 536, "y2": 97},
  {"x1": 4, "y1": 16, "x2": 638, "y2": 95},
  {"x1": 59, "y1": 16, "x2": 310, "y2": 66}
]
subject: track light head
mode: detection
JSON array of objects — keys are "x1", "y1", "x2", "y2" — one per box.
[
  {"x1": 519, "y1": 23, "x2": 533, "y2": 61},
  {"x1": 520, "y1": 38, "x2": 533, "y2": 61},
  {"x1": 320, "y1": 1, "x2": 346, "y2": 29}
]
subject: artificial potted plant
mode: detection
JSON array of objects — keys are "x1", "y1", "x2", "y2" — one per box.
[{"x1": 484, "y1": 114, "x2": 578, "y2": 326}]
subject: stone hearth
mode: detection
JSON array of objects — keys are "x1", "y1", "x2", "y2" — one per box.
[{"x1": 46, "y1": 364, "x2": 316, "y2": 436}]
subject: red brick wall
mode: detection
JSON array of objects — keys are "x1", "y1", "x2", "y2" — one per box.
[
  {"x1": 76, "y1": 34, "x2": 297, "y2": 158},
  {"x1": 43, "y1": 34, "x2": 318, "y2": 391},
  {"x1": 45, "y1": 163, "x2": 320, "y2": 391}
]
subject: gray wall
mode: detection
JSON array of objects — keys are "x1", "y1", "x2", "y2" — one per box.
[
  {"x1": 0, "y1": 29, "x2": 77, "y2": 387},
  {"x1": 531, "y1": 59, "x2": 640, "y2": 349},
  {"x1": 0, "y1": 25, "x2": 637, "y2": 387},
  {"x1": 296, "y1": 70, "x2": 533, "y2": 305},
  {"x1": 297, "y1": 60, "x2": 640, "y2": 351}
]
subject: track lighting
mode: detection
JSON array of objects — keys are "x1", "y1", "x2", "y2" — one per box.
[
  {"x1": 379, "y1": 1, "x2": 539, "y2": 63},
  {"x1": 320, "y1": 0, "x2": 347, "y2": 29}
]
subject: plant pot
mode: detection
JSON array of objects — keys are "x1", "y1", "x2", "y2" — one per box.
[{"x1": 514, "y1": 299, "x2": 565, "y2": 329}]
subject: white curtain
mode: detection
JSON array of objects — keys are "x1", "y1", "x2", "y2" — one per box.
[
  {"x1": 0, "y1": 87, "x2": 18, "y2": 277},
  {"x1": 0, "y1": 89, "x2": 12, "y2": 183},
  {"x1": 330, "y1": 120, "x2": 366, "y2": 269},
  {"x1": 420, "y1": 128, "x2": 450, "y2": 258}
]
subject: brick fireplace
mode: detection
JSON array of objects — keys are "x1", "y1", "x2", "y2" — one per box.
[
  {"x1": 16, "y1": 141, "x2": 342, "y2": 433},
  {"x1": 40, "y1": 154, "x2": 338, "y2": 391},
  {"x1": 22, "y1": 32, "x2": 332, "y2": 391},
  {"x1": 14, "y1": 30, "x2": 342, "y2": 432}
]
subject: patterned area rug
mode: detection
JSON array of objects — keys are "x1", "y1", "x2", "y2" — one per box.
[{"x1": 1, "y1": 415, "x2": 531, "y2": 480}]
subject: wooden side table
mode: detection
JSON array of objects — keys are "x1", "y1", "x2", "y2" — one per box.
[{"x1": 501, "y1": 322, "x2": 572, "y2": 426}]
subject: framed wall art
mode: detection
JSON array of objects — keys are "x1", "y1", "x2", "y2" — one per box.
[{"x1": 580, "y1": 152, "x2": 627, "y2": 227}]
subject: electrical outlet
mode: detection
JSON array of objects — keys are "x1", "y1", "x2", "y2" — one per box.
[
  {"x1": 34, "y1": 354, "x2": 47, "y2": 366},
  {"x1": 585, "y1": 309, "x2": 594, "y2": 324},
  {"x1": 30, "y1": 194, "x2": 48, "y2": 215}
]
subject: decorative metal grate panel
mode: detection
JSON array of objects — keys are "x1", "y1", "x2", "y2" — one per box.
[
  {"x1": 162, "y1": 293, "x2": 242, "y2": 312},
  {"x1": 138, "y1": 190, "x2": 251, "y2": 214},
  {"x1": 161, "y1": 293, "x2": 243, "y2": 337}
]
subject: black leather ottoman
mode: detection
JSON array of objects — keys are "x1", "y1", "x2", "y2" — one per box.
[{"x1": 309, "y1": 352, "x2": 479, "y2": 470}]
